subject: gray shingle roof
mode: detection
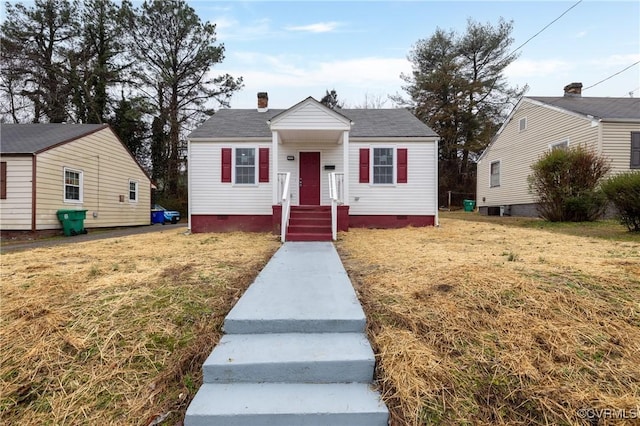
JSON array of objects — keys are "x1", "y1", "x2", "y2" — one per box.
[
  {"x1": 188, "y1": 108, "x2": 438, "y2": 139},
  {"x1": 1, "y1": 123, "x2": 107, "y2": 154},
  {"x1": 528, "y1": 96, "x2": 640, "y2": 120}
]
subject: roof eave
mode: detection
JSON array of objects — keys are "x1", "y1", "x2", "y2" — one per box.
[
  {"x1": 350, "y1": 136, "x2": 439, "y2": 142},
  {"x1": 188, "y1": 136, "x2": 272, "y2": 142}
]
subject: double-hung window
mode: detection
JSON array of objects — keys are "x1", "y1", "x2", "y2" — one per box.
[
  {"x1": 550, "y1": 139, "x2": 569, "y2": 151},
  {"x1": 490, "y1": 161, "x2": 500, "y2": 188},
  {"x1": 64, "y1": 168, "x2": 83, "y2": 202},
  {"x1": 519, "y1": 117, "x2": 527, "y2": 132},
  {"x1": 129, "y1": 180, "x2": 138, "y2": 202},
  {"x1": 235, "y1": 148, "x2": 256, "y2": 184},
  {"x1": 373, "y1": 147, "x2": 394, "y2": 184}
]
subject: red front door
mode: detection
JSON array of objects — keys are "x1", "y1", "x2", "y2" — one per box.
[{"x1": 299, "y1": 152, "x2": 321, "y2": 205}]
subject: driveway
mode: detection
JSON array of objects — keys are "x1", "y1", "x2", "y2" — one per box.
[{"x1": 0, "y1": 223, "x2": 187, "y2": 253}]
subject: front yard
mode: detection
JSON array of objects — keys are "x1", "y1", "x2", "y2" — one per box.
[
  {"x1": 1, "y1": 215, "x2": 638, "y2": 425},
  {"x1": 0, "y1": 230, "x2": 280, "y2": 425},
  {"x1": 337, "y1": 213, "x2": 639, "y2": 425}
]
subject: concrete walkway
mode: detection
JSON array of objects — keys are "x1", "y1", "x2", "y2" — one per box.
[{"x1": 185, "y1": 242, "x2": 389, "y2": 426}]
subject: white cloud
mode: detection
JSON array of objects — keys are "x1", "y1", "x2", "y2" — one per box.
[
  {"x1": 285, "y1": 22, "x2": 342, "y2": 33},
  {"x1": 212, "y1": 16, "x2": 276, "y2": 42},
  {"x1": 215, "y1": 53, "x2": 411, "y2": 108},
  {"x1": 596, "y1": 53, "x2": 640, "y2": 67},
  {"x1": 505, "y1": 58, "x2": 572, "y2": 79}
]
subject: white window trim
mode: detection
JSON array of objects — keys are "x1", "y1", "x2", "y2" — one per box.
[
  {"x1": 519, "y1": 117, "x2": 527, "y2": 132},
  {"x1": 490, "y1": 160, "x2": 501, "y2": 188},
  {"x1": 548, "y1": 138, "x2": 569, "y2": 151},
  {"x1": 232, "y1": 146, "x2": 258, "y2": 186},
  {"x1": 63, "y1": 167, "x2": 83, "y2": 203},
  {"x1": 128, "y1": 179, "x2": 139, "y2": 203},
  {"x1": 370, "y1": 146, "x2": 396, "y2": 186}
]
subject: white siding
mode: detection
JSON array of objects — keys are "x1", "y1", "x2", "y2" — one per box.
[
  {"x1": 0, "y1": 156, "x2": 33, "y2": 230},
  {"x1": 348, "y1": 140, "x2": 437, "y2": 215},
  {"x1": 601, "y1": 122, "x2": 640, "y2": 174},
  {"x1": 36, "y1": 128, "x2": 151, "y2": 229},
  {"x1": 270, "y1": 102, "x2": 350, "y2": 130},
  {"x1": 477, "y1": 99, "x2": 599, "y2": 208},
  {"x1": 276, "y1": 143, "x2": 344, "y2": 206},
  {"x1": 190, "y1": 142, "x2": 273, "y2": 215}
]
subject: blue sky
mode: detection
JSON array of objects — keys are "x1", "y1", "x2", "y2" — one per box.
[{"x1": 191, "y1": 1, "x2": 640, "y2": 109}]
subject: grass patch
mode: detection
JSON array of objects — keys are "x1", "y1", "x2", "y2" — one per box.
[
  {"x1": 337, "y1": 217, "x2": 640, "y2": 425},
  {"x1": 0, "y1": 229, "x2": 280, "y2": 425},
  {"x1": 441, "y1": 210, "x2": 639, "y2": 242}
]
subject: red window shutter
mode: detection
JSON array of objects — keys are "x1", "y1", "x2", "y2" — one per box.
[
  {"x1": 221, "y1": 148, "x2": 232, "y2": 183},
  {"x1": 359, "y1": 148, "x2": 370, "y2": 183},
  {"x1": 397, "y1": 148, "x2": 408, "y2": 183},
  {"x1": 0, "y1": 162, "x2": 6, "y2": 199},
  {"x1": 632, "y1": 132, "x2": 640, "y2": 168},
  {"x1": 259, "y1": 148, "x2": 269, "y2": 182}
]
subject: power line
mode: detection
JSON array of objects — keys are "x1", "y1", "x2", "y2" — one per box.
[
  {"x1": 583, "y1": 61, "x2": 640, "y2": 92},
  {"x1": 507, "y1": 0, "x2": 583, "y2": 58}
]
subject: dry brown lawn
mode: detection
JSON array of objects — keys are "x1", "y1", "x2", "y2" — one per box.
[
  {"x1": 0, "y1": 228, "x2": 280, "y2": 425},
  {"x1": 336, "y1": 216, "x2": 640, "y2": 425},
  {"x1": 2, "y1": 218, "x2": 639, "y2": 426}
]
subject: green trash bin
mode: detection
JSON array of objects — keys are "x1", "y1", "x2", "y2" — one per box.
[
  {"x1": 463, "y1": 199, "x2": 476, "y2": 212},
  {"x1": 57, "y1": 209, "x2": 88, "y2": 236}
]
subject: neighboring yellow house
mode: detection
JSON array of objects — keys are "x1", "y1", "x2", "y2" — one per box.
[
  {"x1": 477, "y1": 83, "x2": 640, "y2": 216},
  {"x1": 0, "y1": 123, "x2": 152, "y2": 235}
]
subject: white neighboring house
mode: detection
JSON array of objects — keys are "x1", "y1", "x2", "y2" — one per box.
[
  {"x1": 187, "y1": 94, "x2": 440, "y2": 241},
  {"x1": 477, "y1": 83, "x2": 640, "y2": 216},
  {"x1": 0, "y1": 123, "x2": 152, "y2": 235}
]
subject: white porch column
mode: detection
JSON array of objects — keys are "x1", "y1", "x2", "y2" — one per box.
[
  {"x1": 343, "y1": 130, "x2": 349, "y2": 204},
  {"x1": 272, "y1": 130, "x2": 279, "y2": 204}
]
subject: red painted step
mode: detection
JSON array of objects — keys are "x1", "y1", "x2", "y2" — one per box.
[{"x1": 286, "y1": 206, "x2": 333, "y2": 242}]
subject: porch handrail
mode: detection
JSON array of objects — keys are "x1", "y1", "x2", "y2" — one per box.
[
  {"x1": 278, "y1": 172, "x2": 291, "y2": 242},
  {"x1": 328, "y1": 172, "x2": 344, "y2": 241}
]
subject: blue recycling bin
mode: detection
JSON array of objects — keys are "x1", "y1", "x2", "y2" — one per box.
[{"x1": 151, "y1": 210, "x2": 165, "y2": 224}]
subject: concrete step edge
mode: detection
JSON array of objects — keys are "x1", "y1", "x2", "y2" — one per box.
[
  {"x1": 184, "y1": 382, "x2": 389, "y2": 426},
  {"x1": 203, "y1": 333, "x2": 375, "y2": 383}
]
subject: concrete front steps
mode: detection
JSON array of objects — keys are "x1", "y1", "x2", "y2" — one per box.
[
  {"x1": 286, "y1": 206, "x2": 332, "y2": 241},
  {"x1": 184, "y1": 242, "x2": 389, "y2": 426}
]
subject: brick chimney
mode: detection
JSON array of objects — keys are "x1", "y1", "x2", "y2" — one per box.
[
  {"x1": 563, "y1": 82, "x2": 582, "y2": 97},
  {"x1": 257, "y1": 92, "x2": 268, "y2": 111}
]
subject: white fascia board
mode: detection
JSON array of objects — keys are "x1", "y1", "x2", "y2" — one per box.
[
  {"x1": 349, "y1": 137, "x2": 438, "y2": 143},
  {"x1": 188, "y1": 137, "x2": 272, "y2": 143}
]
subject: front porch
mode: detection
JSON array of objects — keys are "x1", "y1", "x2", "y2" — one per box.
[{"x1": 269, "y1": 97, "x2": 353, "y2": 242}]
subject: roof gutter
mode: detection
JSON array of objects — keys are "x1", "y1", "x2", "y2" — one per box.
[{"x1": 599, "y1": 118, "x2": 640, "y2": 123}]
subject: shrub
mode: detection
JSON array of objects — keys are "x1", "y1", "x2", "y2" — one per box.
[
  {"x1": 528, "y1": 146, "x2": 610, "y2": 222},
  {"x1": 601, "y1": 171, "x2": 640, "y2": 232}
]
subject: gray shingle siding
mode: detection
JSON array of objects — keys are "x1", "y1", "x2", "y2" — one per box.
[
  {"x1": 188, "y1": 108, "x2": 438, "y2": 139},
  {"x1": 1, "y1": 123, "x2": 107, "y2": 154}
]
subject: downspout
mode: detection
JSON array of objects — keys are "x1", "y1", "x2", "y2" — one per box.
[
  {"x1": 187, "y1": 139, "x2": 192, "y2": 231},
  {"x1": 596, "y1": 118, "x2": 603, "y2": 155},
  {"x1": 434, "y1": 138, "x2": 440, "y2": 227},
  {"x1": 96, "y1": 155, "x2": 100, "y2": 218},
  {"x1": 342, "y1": 129, "x2": 350, "y2": 205},
  {"x1": 31, "y1": 155, "x2": 36, "y2": 232},
  {"x1": 271, "y1": 129, "x2": 279, "y2": 205}
]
